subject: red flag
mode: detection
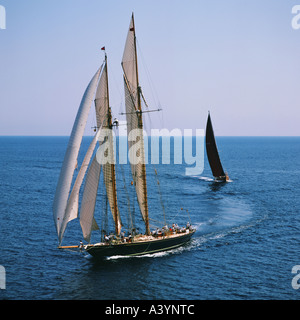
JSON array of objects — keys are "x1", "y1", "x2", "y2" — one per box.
[{"x1": 101, "y1": 46, "x2": 105, "y2": 51}]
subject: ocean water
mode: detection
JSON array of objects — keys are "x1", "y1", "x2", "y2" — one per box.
[{"x1": 0, "y1": 136, "x2": 300, "y2": 300}]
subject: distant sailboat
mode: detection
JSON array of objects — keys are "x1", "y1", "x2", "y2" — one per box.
[
  {"x1": 205, "y1": 112, "x2": 229, "y2": 182},
  {"x1": 53, "y1": 13, "x2": 195, "y2": 258}
]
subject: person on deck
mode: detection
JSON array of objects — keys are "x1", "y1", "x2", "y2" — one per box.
[{"x1": 104, "y1": 235, "x2": 110, "y2": 243}]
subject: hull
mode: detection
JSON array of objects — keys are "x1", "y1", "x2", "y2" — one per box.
[
  {"x1": 214, "y1": 173, "x2": 229, "y2": 182},
  {"x1": 85, "y1": 230, "x2": 196, "y2": 259}
]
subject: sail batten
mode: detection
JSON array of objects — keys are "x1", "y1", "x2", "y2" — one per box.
[{"x1": 53, "y1": 67, "x2": 102, "y2": 244}]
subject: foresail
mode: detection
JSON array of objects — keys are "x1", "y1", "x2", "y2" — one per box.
[
  {"x1": 53, "y1": 67, "x2": 102, "y2": 244},
  {"x1": 122, "y1": 13, "x2": 150, "y2": 234},
  {"x1": 59, "y1": 129, "x2": 102, "y2": 242},
  {"x1": 80, "y1": 155, "x2": 101, "y2": 243},
  {"x1": 205, "y1": 113, "x2": 225, "y2": 178},
  {"x1": 95, "y1": 59, "x2": 122, "y2": 235}
]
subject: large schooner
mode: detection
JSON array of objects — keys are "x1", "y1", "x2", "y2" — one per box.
[{"x1": 53, "y1": 14, "x2": 195, "y2": 258}]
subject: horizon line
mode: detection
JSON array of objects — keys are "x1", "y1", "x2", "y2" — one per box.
[{"x1": 0, "y1": 135, "x2": 299, "y2": 138}]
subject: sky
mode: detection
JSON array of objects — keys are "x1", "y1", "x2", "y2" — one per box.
[{"x1": 0, "y1": 0, "x2": 300, "y2": 136}]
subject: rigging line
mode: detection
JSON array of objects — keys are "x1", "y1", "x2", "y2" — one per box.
[
  {"x1": 137, "y1": 39, "x2": 165, "y2": 132},
  {"x1": 145, "y1": 108, "x2": 167, "y2": 224},
  {"x1": 149, "y1": 223, "x2": 161, "y2": 230},
  {"x1": 136, "y1": 39, "x2": 161, "y2": 110},
  {"x1": 129, "y1": 165, "x2": 136, "y2": 231},
  {"x1": 153, "y1": 167, "x2": 166, "y2": 225},
  {"x1": 119, "y1": 163, "x2": 133, "y2": 231},
  {"x1": 101, "y1": 172, "x2": 109, "y2": 235},
  {"x1": 119, "y1": 109, "x2": 162, "y2": 115},
  {"x1": 184, "y1": 208, "x2": 192, "y2": 224},
  {"x1": 109, "y1": 61, "x2": 124, "y2": 116},
  {"x1": 149, "y1": 218, "x2": 167, "y2": 226},
  {"x1": 109, "y1": 61, "x2": 123, "y2": 101},
  {"x1": 149, "y1": 217, "x2": 165, "y2": 222},
  {"x1": 139, "y1": 87, "x2": 149, "y2": 108},
  {"x1": 101, "y1": 179, "x2": 105, "y2": 242},
  {"x1": 168, "y1": 209, "x2": 181, "y2": 221}
]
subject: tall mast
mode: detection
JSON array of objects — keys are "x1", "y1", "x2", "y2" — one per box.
[
  {"x1": 104, "y1": 54, "x2": 120, "y2": 235},
  {"x1": 122, "y1": 13, "x2": 150, "y2": 235},
  {"x1": 93, "y1": 51, "x2": 122, "y2": 236},
  {"x1": 132, "y1": 15, "x2": 142, "y2": 112},
  {"x1": 132, "y1": 13, "x2": 150, "y2": 235}
]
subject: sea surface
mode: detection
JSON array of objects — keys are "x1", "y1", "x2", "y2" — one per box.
[{"x1": 0, "y1": 136, "x2": 299, "y2": 300}]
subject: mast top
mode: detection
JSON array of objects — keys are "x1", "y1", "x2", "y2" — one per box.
[{"x1": 101, "y1": 46, "x2": 106, "y2": 60}]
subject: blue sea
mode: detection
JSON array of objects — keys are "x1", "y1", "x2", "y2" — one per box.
[{"x1": 0, "y1": 136, "x2": 300, "y2": 300}]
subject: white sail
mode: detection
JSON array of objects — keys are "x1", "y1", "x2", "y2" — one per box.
[
  {"x1": 122, "y1": 15, "x2": 138, "y2": 102},
  {"x1": 122, "y1": 14, "x2": 150, "y2": 234},
  {"x1": 59, "y1": 128, "x2": 102, "y2": 241},
  {"x1": 95, "y1": 58, "x2": 122, "y2": 235},
  {"x1": 80, "y1": 154, "x2": 101, "y2": 242},
  {"x1": 53, "y1": 66, "x2": 102, "y2": 244}
]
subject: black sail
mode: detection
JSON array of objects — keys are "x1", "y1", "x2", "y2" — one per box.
[{"x1": 205, "y1": 113, "x2": 226, "y2": 179}]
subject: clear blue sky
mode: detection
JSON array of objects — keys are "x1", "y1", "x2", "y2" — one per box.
[{"x1": 0, "y1": 0, "x2": 299, "y2": 136}]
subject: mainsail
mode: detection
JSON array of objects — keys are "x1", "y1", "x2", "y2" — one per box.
[
  {"x1": 205, "y1": 112, "x2": 226, "y2": 179},
  {"x1": 53, "y1": 67, "x2": 102, "y2": 244},
  {"x1": 121, "y1": 13, "x2": 150, "y2": 235}
]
